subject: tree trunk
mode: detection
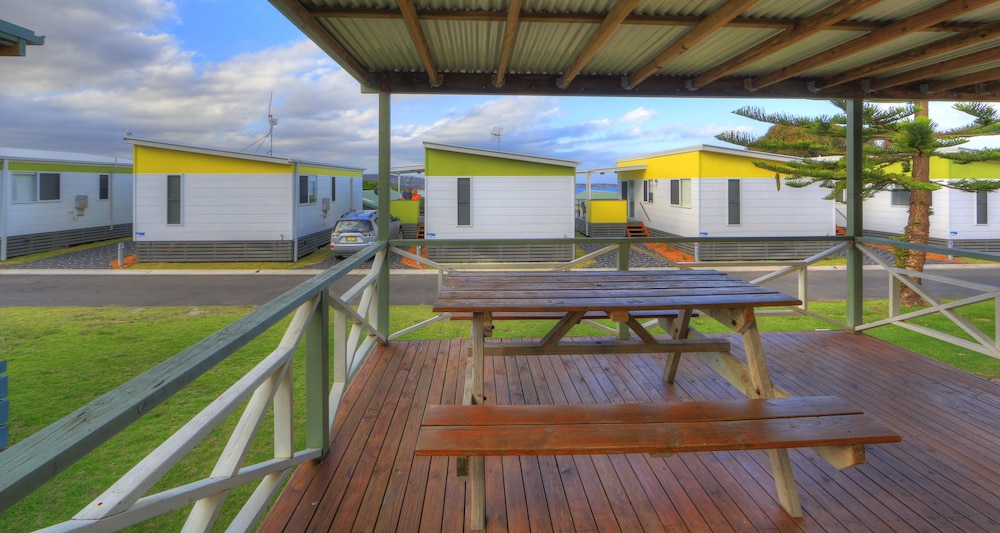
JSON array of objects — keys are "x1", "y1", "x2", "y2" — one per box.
[{"x1": 901, "y1": 152, "x2": 930, "y2": 306}]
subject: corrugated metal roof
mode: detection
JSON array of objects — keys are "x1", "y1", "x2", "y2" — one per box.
[{"x1": 270, "y1": 0, "x2": 1000, "y2": 101}]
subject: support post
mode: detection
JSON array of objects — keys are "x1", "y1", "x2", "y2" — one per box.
[
  {"x1": 845, "y1": 98, "x2": 865, "y2": 328},
  {"x1": 617, "y1": 242, "x2": 630, "y2": 339},
  {"x1": 377, "y1": 81, "x2": 391, "y2": 341}
]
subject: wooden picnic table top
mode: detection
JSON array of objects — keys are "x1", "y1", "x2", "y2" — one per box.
[{"x1": 432, "y1": 269, "x2": 801, "y2": 313}]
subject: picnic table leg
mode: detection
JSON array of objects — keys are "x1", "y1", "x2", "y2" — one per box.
[
  {"x1": 663, "y1": 309, "x2": 693, "y2": 383},
  {"x1": 739, "y1": 308, "x2": 803, "y2": 517},
  {"x1": 464, "y1": 312, "x2": 487, "y2": 529}
]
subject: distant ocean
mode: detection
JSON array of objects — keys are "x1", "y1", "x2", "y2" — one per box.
[{"x1": 575, "y1": 184, "x2": 617, "y2": 194}]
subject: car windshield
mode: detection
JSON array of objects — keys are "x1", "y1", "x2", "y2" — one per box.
[{"x1": 334, "y1": 220, "x2": 374, "y2": 233}]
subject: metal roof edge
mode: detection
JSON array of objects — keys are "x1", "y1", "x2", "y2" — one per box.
[
  {"x1": 423, "y1": 142, "x2": 579, "y2": 168},
  {"x1": 579, "y1": 164, "x2": 647, "y2": 174},
  {"x1": 0, "y1": 146, "x2": 131, "y2": 166},
  {"x1": 616, "y1": 144, "x2": 801, "y2": 163}
]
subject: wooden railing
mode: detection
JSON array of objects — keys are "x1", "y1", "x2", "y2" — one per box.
[{"x1": 1, "y1": 234, "x2": 996, "y2": 531}]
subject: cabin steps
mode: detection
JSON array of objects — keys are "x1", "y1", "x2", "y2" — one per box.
[
  {"x1": 416, "y1": 221, "x2": 426, "y2": 239},
  {"x1": 626, "y1": 222, "x2": 650, "y2": 238}
]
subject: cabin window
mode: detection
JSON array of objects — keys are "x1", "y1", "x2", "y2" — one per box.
[
  {"x1": 642, "y1": 180, "x2": 653, "y2": 203},
  {"x1": 99, "y1": 175, "x2": 110, "y2": 200},
  {"x1": 11, "y1": 172, "x2": 60, "y2": 202},
  {"x1": 299, "y1": 175, "x2": 317, "y2": 204},
  {"x1": 457, "y1": 177, "x2": 471, "y2": 226},
  {"x1": 330, "y1": 177, "x2": 337, "y2": 201},
  {"x1": 976, "y1": 191, "x2": 989, "y2": 225},
  {"x1": 167, "y1": 175, "x2": 182, "y2": 225},
  {"x1": 669, "y1": 179, "x2": 691, "y2": 207},
  {"x1": 890, "y1": 188, "x2": 931, "y2": 207},
  {"x1": 727, "y1": 179, "x2": 741, "y2": 225}
]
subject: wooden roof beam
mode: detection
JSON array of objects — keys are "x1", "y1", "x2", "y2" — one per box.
[
  {"x1": 397, "y1": 0, "x2": 443, "y2": 87},
  {"x1": 816, "y1": 19, "x2": 1000, "y2": 91},
  {"x1": 689, "y1": 0, "x2": 881, "y2": 90},
  {"x1": 747, "y1": 0, "x2": 998, "y2": 91},
  {"x1": 624, "y1": 0, "x2": 761, "y2": 91},
  {"x1": 866, "y1": 46, "x2": 1000, "y2": 93},
  {"x1": 557, "y1": 0, "x2": 640, "y2": 89},
  {"x1": 922, "y1": 65, "x2": 1000, "y2": 94},
  {"x1": 492, "y1": 0, "x2": 523, "y2": 88}
]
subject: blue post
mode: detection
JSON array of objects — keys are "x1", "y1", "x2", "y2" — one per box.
[{"x1": 0, "y1": 359, "x2": 8, "y2": 449}]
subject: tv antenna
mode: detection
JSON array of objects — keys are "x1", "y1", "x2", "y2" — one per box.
[{"x1": 491, "y1": 127, "x2": 503, "y2": 151}]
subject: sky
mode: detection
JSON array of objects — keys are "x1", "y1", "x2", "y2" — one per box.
[{"x1": 2, "y1": 0, "x2": 998, "y2": 178}]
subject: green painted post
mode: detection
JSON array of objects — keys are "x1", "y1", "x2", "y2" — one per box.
[
  {"x1": 845, "y1": 98, "x2": 864, "y2": 329},
  {"x1": 306, "y1": 292, "x2": 330, "y2": 454},
  {"x1": 377, "y1": 83, "x2": 391, "y2": 341}
]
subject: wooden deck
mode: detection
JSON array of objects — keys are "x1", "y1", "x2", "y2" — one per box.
[{"x1": 260, "y1": 331, "x2": 1000, "y2": 532}]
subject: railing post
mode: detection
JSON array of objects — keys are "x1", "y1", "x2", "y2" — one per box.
[
  {"x1": 797, "y1": 268, "x2": 808, "y2": 312},
  {"x1": 889, "y1": 276, "x2": 901, "y2": 318},
  {"x1": 306, "y1": 290, "x2": 331, "y2": 454}
]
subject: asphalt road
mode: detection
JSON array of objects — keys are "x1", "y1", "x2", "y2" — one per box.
[{"x1": 1, "y1": 265, "x2": 996, "y2": 307}]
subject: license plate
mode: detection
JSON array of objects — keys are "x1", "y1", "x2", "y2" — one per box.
[{"x1": 345, "y1": 236, "x2": 358, "y2": 242}]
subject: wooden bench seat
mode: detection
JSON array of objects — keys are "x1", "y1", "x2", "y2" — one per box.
[
  {"x1": 448, "y1": 309, "x2": 695, "y2": 321},
  {"x1": 416, "y1": 396, "x2": 900, "y2": 457},
  {"x1": 416, "y1": 396, "x2": 899, "y2": 529}
]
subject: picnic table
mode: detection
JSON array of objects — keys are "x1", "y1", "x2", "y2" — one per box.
[{"x1": 417, "y1": 269, "x2": 900, "y2": 530}]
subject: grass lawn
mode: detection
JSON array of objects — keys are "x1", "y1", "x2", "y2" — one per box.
[{"x1": 1, "y1": 301, "x2": 997, "y2": 531}]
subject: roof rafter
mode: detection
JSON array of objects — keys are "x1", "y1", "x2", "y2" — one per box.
[
  {"x1": 557, "y1": 0, "x2": 640, "y2": 89},
  {"x1": 493, "y1": 0, "x2": 523, "y2": 88},
  {"x1": 867, "y1": 47, "x2": 1000, "y2": 93},
  {"x1": 923, "y1": 65, "x2": 1000, "y2": 94},
  {"x1": 688, "y1": 0, "x2": 881, "y2": 90},
  {"x1": 397, "y1": 0, "x2": 442, "y2": 87},
  {"x1": 270, "y1": 0, "x2": 372, "y2": 86},
  {"x1": 816, "y1": 19, "x2": 1000, "y2": 91},
  {"x1": 625, "y1": 0, "x2": 761, "y2": 91},
  {"x1": 747, "y1": 0, "x2": 998, "y2": 91}
]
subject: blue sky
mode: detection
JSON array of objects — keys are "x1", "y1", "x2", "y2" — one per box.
[{"x1": 1, "y1": 0, "x2": 996, "y2": 176}]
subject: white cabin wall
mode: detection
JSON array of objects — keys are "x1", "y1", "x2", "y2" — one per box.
[
  {"x1": 297, "y1": 175, "x2": 361, "y2": 238},
  {"x1": 134, "y1": 172, "x2": 292, "y2": 241},
  {"x1": 698, "y1": 178, "x2": 834, "y2": 237},
  {"x1": 946, "y1": 187, "x2": 997, "y2": 239},
  {"x1": 633, "y1": 179, "x2": 699, "y2": 236},
  {"x1": 6, "y1": 170, "x2": 133, "y2": 236},
  {"x1": 424, "y1": 175, "x2": 574, "y2": 239}
]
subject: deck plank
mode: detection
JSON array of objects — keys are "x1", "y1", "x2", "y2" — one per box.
[{"x1": 263, "y1": 331, "x2": 1000, "y2": 532}]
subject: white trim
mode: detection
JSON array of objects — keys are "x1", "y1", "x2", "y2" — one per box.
[
  {"x1": 423, "y1": 142, "x2": 578, "y2": 168},
  {"x1": 0, "y1": 147, "x2": 132, "y2": 166},
  {"x1": 578, "y1": 164, "x2": 647, "y2": 174}
]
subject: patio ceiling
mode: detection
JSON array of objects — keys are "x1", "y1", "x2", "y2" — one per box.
[{"x1": 269, "y1": 0, "x2": 1000, "y2": 101}]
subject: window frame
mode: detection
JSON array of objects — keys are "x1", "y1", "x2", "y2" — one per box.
[
  {"x1": 976, "y1": 190, "x2": 989, "y2": 225},
  {"x1": 669, "y1": 178, "x2": 691, "y2": 207},
  {"x1": 99, "y1": 174, "x2": 110, "y2": 200},
  {"x1": 642, "y1": 180, "x2": 653, "y2": 203},
  {"x1": 330, "y1": 176, "x2": 337, "y2": 202},
  {"x1": 167, "y1": 174, "x2": 182, "y2": 225},
  {"x1": 299, "y1": 175, "x2": 318, "y2": 205},
  {"x1": 457, "y1": 177, "x2": 471, "y2": 226},
  {"x1": 11, "y1": 172, "x2": 61, "y2": 203},
  {"x1": 727, "y1": 178, "x2": 741, "y2": 225}
]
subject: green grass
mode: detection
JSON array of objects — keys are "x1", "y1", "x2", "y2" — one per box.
[{"x1": 1, "y1": 301, "x2": 998, "y2": 530}]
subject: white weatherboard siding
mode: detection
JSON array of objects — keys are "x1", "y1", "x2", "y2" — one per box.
[
  {"x1": 698, "y1": 179, "x2": 833, "y2": 237},
  {"x1": 134, "y1": 173, "x2": 292, "y2": 241},
  {"x1": 296, "y1": 176, "x2": 361, "y2": 239},
  {"x1": 635, "y1": 179, "x2": 699, "y2": 236},
  {"x1": 6, "y1": 170, "x2": 132, "y2": 235},
  {"x1": 947, "y1": 189, "x2": 997, "y2": 239},
  {"x1": 424, "y1": 176, "x2": 574, "y2": 239}
]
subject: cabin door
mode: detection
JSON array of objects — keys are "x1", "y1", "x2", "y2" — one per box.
[{"x1": 620, "y1": 181, "x2": 634, "y2": 219}]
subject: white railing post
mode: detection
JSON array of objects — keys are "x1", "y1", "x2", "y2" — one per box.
[
  {"x1": 797, "y1": 267, "x2": 808, "y2": 312},
  {"x1": 889, "y1": 275, "x2": 901, "y2": 317}
]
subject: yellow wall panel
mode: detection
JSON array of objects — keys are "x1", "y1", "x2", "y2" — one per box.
[
  {"x1": 588, "y1": 199, "x2": 627, "y2": 223},
  {"x1": 133, "y1": 146, "x2": 290, "y2": 174}
]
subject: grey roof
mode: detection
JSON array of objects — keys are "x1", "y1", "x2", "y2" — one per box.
[{"x1": 269, "y1": 1, "x2": 1000, "y2": 102}]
